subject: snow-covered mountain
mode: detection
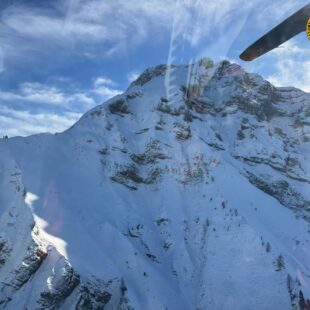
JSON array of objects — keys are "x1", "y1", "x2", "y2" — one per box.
[{"x1": 0, "y1": 58, "x2": 309, "y2": 309}]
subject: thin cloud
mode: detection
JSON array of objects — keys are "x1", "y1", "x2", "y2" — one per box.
[
  {"x1": 92, "y1": 76, "x2": 122, "y2": 99},
  {"x1": 127, "y1": 70, "x2": 140, "y2": 83},
  {"x1": 94, "y1": 76, "x2": 116, "y2": 87},
  {"x1": 92, "y1": 85, "x2": 121, "y2": 98},
  {"x1": 0, "y1": 106, "x2": 81, "y2": 137},
  {"x1": 0, "y1": 0, "x2": 174, "y2": 60},
  {"x1": 0, "y1": 82, "x2": 96, "y2": 107},
  {"x1": 1, "y1": 0, "x2": 307, "y2": 57},
  {"x1": 266, "y1": 41, "x2": 310, "y2": 92},
  {"x1": 0, "y1": 75, "x2": 121, "y2": 110},
  {"x1": 0, "y1": 75, "x2": 122, "y2": 136},
  {"x1": 0, "y1": 47, "x2": 4, "y2": 73},
  {"x1": 0, "y1": 0, "x2": 288, "y2": 63}
]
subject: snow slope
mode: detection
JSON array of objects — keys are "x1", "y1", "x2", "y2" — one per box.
[{"x1": 0, "y1": 58, "x2": 309, "y2": 309}]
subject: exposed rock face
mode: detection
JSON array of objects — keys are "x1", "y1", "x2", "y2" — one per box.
[
  {"x1": 0, "y1": 58, "x2": 309, "y2": 309},
  {"x1": 133, "y1": 64, "x2": 168, "y2": 86}
]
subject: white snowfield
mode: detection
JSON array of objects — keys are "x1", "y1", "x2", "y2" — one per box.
[{"x1": 0, "y1": 58, "x2": 309, "y2": 309}]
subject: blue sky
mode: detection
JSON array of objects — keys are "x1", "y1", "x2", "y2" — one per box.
[{"x1": 0, "y1": 0, "x2": 309, "y2": 137}]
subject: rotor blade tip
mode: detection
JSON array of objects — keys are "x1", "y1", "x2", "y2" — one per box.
[{"x1": 239, "y1": 51, "x2": 254, "y2": 61}]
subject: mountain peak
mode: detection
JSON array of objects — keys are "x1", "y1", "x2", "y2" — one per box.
[{"x1": 0, "y1": 58, "x2": 309, "y2": 309}]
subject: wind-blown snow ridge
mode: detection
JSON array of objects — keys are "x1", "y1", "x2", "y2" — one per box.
[{"x1": 0, "y1": 58, "x2": 309, "y2": 309}]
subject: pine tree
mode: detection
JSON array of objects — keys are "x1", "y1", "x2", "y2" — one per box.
[
  {"x1": 299, "y1": 290, "x2": 306, "y2": 309},
  {"x1": 275, "y1": 255, "x2": 285, "y2": 271}
]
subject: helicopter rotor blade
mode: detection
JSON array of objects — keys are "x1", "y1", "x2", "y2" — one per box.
[{"x1": 240, "y1": 3, "x2": 310, "y2": 61}]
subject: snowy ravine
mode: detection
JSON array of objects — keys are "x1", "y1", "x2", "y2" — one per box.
[{"x1": 0, "y1": 58, "x2": 310, "y2": 310}]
